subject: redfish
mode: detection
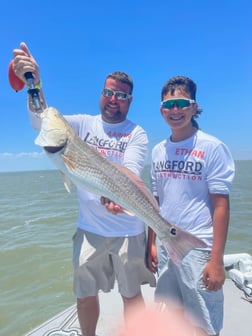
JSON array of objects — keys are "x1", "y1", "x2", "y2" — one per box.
[{"x1": 35, "y1": 107, "x2": 207, "y2": 264}]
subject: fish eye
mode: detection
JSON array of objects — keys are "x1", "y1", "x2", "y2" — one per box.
[{"x1": 170, "y1": 227, "x2": 177, "y2": 236}]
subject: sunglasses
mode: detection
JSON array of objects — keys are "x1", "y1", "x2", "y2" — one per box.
[
  {"x1": 161, "y1": 98, "x2": 195, "y2": 109},
  {"x1": 102, "y1": 88, "x2": 132, "y2": 101}
]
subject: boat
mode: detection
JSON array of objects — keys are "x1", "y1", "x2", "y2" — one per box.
[{"x1": 24, "y1": 253, "x2": 252, "y2": 336}]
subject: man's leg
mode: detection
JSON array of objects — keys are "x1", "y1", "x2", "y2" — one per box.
[
  {"x1": 121, "y1": 291, "x2": 145, "y2": 323},
  {"x1": 77, "y1": 296, "x2": 100, "y2": 336}
]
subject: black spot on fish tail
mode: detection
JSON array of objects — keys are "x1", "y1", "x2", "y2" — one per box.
[
  {"x1": 160, "y1": 224, "x2": 207, "y2": 265},
  {"x1": 170, "y1": 227, "x2": 177, "y2": 236}
]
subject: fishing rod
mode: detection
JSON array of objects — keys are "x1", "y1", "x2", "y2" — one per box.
[{"x1": 8, "y1": 59, "x2": 43, "y2": 111}]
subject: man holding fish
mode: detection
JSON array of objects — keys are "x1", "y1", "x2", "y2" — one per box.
[{"x1": 13, "y1": 42, "x2": 157, "y2": 336}]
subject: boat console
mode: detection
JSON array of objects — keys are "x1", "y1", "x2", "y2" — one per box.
[{"x1": 224, "y1": 253, "x2": 252, "y2": 303}]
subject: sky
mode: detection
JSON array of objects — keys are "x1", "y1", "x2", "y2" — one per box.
[{"x1": 1, "y1": 0, "x2": 252, "y2": 172}]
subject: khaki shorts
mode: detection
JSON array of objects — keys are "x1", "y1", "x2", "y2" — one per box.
[{"x1": 72, "y1": 228, "x2": 156, "y2": 299}]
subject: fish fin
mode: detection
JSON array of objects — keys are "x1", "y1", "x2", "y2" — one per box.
[
  {"x1": 60, "y1": 172, "x2": 72, "y2": 193},
  {"x1": 121, "y1": 208, "x2": 135, "y2": 216},
  {"x1": 160, "y1": 222, "x2": 207, "y2": 265},
  {"x1": 112, "y1": 163, "x2": 160, "y2": 212},
  {"x1": 61, "y1": 153, "x2": 77, "y2": 171}
]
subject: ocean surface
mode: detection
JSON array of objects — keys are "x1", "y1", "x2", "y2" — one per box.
[{"x1": 1, "y1": 161, "x2": 251, "y2": 336}]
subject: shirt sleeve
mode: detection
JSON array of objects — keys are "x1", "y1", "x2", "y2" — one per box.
[
  {"x1": 122, "y1": 125, "x2": 148, "y2": 177},
  {"x1": 207, "y1": 142, "x2": 235, "y2": 194}
]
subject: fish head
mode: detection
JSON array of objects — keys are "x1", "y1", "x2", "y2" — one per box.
[{"x1": 35, "y1": 107, "x2": 68, "y2": 148}]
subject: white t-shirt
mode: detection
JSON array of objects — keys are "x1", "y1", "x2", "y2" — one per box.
[
  {"x1": 151, "y1": 130, "x2": 235, "y2": 247},
  {"x1": 30, "y1": 112, "x2": 148, "y2": 237}
]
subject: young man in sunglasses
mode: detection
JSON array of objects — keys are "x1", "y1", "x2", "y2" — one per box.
[
  {"x1": 13, "y1": 42, "x2": 156, "y2": 336},
  {"x1": 146, "y1": 76, "x2": 235, "y2": 336}
]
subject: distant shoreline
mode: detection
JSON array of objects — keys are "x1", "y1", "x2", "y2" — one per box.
[{"x1": 0, "y1": 160, "x2": 251, "y2": 174}]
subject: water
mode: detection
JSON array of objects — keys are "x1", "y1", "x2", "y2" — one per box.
[{"x1": 1, "y1": 161, "x2": 251, "y2": 335}]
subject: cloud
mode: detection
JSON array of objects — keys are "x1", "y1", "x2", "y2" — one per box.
[
  {"x1": 0, "y1": 151, "x2": 54, "y2": 172},
  {"x1": 0, "y1": 151, "x2": 45, "y2": 158}
]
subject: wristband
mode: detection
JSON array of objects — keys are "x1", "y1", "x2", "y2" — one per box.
[{"x1": 26, "y1": 80, "x2": 42, "y2": 90}]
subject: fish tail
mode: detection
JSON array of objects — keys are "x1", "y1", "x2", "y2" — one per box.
[{"x1": 160, "y1": 224, "x2": 207, "y2": 265}]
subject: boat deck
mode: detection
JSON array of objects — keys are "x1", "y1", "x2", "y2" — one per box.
[{"x1": 25, "y1": 279, "x2": 252, "y2": 335}]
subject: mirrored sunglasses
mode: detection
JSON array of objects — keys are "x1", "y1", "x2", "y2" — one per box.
[
  {"x1": 161, "y1": 98, "x2": 195, "y2": 109},
  {"x1": 102, "y1": 88, "x2": 131, "y2": 100}
]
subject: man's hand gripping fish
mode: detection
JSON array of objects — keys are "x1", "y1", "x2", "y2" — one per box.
[{"x1": 35, "y1": 107, "x2": 207, "y2": 264}]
